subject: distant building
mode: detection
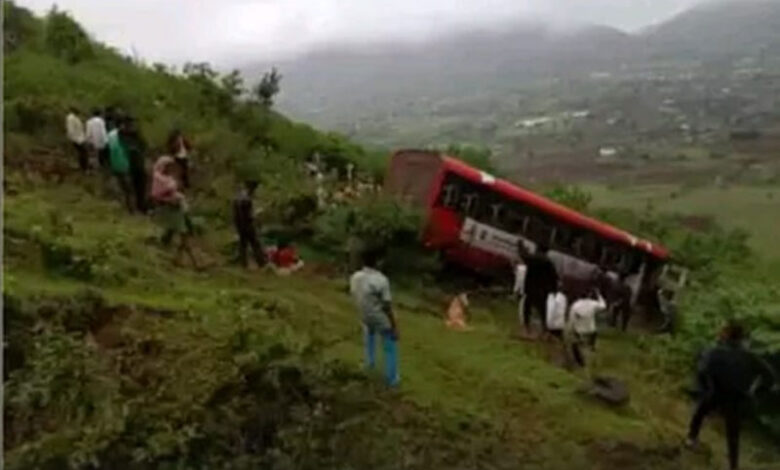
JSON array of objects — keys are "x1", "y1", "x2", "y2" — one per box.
[{"x1": 599, "y1": 147, "x2": 618, "y2": 158}]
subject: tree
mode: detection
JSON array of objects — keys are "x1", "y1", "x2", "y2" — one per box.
[
  {"x1": 44, "y1": 6, "x2": 92, "y2": 63},
  {"x1": 4, "y1": 2, "x2": 41, "y2": 52},
  {"x1": 253, "y1": 67, "x2": 282, "y2": 107},
  {"x1": 220, "y1": 69, "x2": 245, "y2": 101}
]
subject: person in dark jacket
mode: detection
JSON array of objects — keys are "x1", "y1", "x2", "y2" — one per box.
[
  {"x1": 233, "y1": 180, "x2": 267, "y2": 269},
  {"x1": 686, "y1": 321, "x2": 773, "y2": 470},
  {"x1": 120, "y1": 116, "x2": 149, "y2": 213},
  {"x1": 522, "y1": 243, "x2": 559, "y2": 335}
]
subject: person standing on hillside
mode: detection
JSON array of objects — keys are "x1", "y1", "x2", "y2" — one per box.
[
  {"x1": 121, "y1": 116, "x2": 149, "y2": 213},
  {"x1": 546, "y1": 280, "x2": 568, "y2": 342},
  {"x1": 167, "y1": 129, "x2": 192, "y2": 188},
  {"x1": 151, "y1": 155, "x2": 200, "y2": 268},
  {"x1": 85, "y1": 108, "x2": 109, "y2": 169},
  {"x1": 567, "y1": 289, "x2": 606, "y2": 368},
  {"x1": 657, "y1": 288, "x2": 678, "y2": 335},
  {"x1": 685, "y1": 321, "x2": 774, "y2": 470},
  {"x1": 107, "y1": 118, "x2": 134, "y2": 212},
  {"x1": 350, "y1": 247, "x2": 400, "y2": 387},
  {"x1": 523, "y1": 243, "x2": 559, "y2": 336},
  {"x1": 232, "y1": 180, "x2": 267, "y2": 269},
  {"x1": 514, "y1": 242, "x2": 529, "y2": 326},
  {"x1": 65, "y1": 107, "x2": 88, "y2": 172}
]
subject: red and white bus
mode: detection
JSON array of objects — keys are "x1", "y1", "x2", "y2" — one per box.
[{"x1": 385, "y1": 149, "x2": 672, "y2": 296}]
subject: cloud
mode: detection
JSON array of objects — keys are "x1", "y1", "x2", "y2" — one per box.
[{"x1": 16, "y1": 0, "x2": 701, "y2": 66}]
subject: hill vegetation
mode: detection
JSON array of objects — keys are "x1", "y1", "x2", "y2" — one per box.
[{"x1": 3, "y1": 3, "x2": 779, "y2": 470}]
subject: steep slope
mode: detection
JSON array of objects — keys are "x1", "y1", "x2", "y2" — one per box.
[
  {"x1": 4, "y1": 3, "x2": 779, "y2": 469},
  {"x1": 8, "y1": 174, "x2": 780, "y2": 470}
]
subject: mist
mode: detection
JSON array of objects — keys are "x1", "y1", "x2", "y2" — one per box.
[{"x1": 17, "y1": 0, "x2": 703, "y2": 66}]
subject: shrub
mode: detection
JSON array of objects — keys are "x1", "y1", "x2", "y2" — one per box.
[
  {"x1": 44, "y1": 7, "x2": 93, "y2": 63},
  {"x1": 313, "y1": 195, "x2": 437, "y2": 275},
  {"x1": 4, "y1": 1, "x2": 42, "y2": 52},
  {"x1": 544, "y1": 185, "x2": 593, "y2": 213}
]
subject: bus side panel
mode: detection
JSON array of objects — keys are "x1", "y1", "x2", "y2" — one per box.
[{"x1": 424, "y1": 207, "x2": 514, "y2": 276}]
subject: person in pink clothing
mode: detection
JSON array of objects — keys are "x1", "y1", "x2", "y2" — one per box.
[{"x1": 151, "y1": 156, "x2": 199, "y2": 268}]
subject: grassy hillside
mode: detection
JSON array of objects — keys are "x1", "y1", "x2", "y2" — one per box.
[
  {"x1": 7, "y1": 174, "x2": 780, "y2": 470},
  {"x1": 3, "y1": 3, "x2": 779, "y2": 469},
  {"x1": 587, "y1": 184, "x2": 780, "y2": 259}
]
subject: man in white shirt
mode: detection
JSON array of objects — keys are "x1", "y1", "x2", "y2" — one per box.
[
  {"x1": 567, "y1": 291, "x2": 607, "y2": 367},
  {"x1": 545, "y1": 286, "x2": 568, "y2": 341},
  {"x1": 85, "y1": 108, "x2": 109, "y2": 169},
  {"x1": 513, "y1": 261, "x2": 528, "y2": 324},
  {"x1": 66, "y1": 107, "x2": 88, "y2": 171}
]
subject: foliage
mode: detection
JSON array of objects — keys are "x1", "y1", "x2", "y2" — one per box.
[
  {"x1": 254, "y1": 67, "x2": 282, "y2": 108},
  {"x1": 314, "y1": 195, "x2": 437, "y2": 275},
  {"x1": 544, "y1": 185, "x2": 593, "y2": 213},
  {"x1": 44, "y1": 7, "x2": 93, "y2": 63},
  {"x1": 3, "y1": 291, "x2": 515, "y2": 470},
  {"x1": 3, "y1": 1, "x2": 41, "y2": 52},
  {"x1": 442, "y1": 143, "x2": 496, "y2": 174}
]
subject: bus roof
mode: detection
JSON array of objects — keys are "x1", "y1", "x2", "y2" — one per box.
[{"x1": 439, "y1": 155, "x2": 670, "y2": 260}]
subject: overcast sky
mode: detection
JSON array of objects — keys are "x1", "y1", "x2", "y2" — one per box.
[{"x1": 18, "y1": 0, "x2": 704, "y2": 66}]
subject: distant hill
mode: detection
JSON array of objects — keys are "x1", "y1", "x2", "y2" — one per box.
[
  {"x1": 245, "y1": 0, "x2": 780, "y2": 136},
  {"x1": 643, "y1": 0, "x2": 780, "y2": 59},
  {"x1": 258, "y1": 22, "x2": 637, "y2": 129}
]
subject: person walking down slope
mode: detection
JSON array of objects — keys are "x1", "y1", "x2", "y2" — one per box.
[
  {"x1": 523, "y1": 243, "x2": 559, "y2": 336},
  {"x1": 685, "y1": 321, "x2": 774, "y2": 470},
  {"x1": 232, "y1": 180, "x2": 267, "y2": 269},
  {"x1": 167, "y1": 129, "x2": 192, "y2": 188},
  {"x1": 85, "y1": 108, "x2": 109, "y2": 169},
  {"x1": 151, "y1": 155, "x2": 200, "y2": 269},
  {"x1": 66, "y1": 107, "x2": 88, "y2": 172},
  {"x1": 350, "y1": 247, "x2": 400, "y2": 387},
  {"x1": 107, "y1": 119, "x2": 134, "y2": 212},
  {"x1": 121, "y1": 116, "x2": 149, "y2": 213},
  {"x1": 545, "y1": 281, "x2": 568, "y2": 342},
  {"x1": 567, "y1": 290, "x2": 606, "y2": 368}
]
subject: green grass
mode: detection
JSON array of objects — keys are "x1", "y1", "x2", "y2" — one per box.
[
  {"x1": 6, "y1": 180, "x2": 779, "y2": 469},
  {"x1": 587, "y1": 183, "x2": 780, "y2": 259}
]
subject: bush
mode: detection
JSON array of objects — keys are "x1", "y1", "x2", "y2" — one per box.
[
  {"x1": 544, "y1": 185, "x2": 593, "y2": 213},
  {"x1": 4, "y1": 1, "x2": 42, "y2": 52},
  {"x1": 44, "y1": 8, "x2": 93, "y2": 63},
  {"x1": 314, "y1": 195, "x2": 436, "y2": 275}
]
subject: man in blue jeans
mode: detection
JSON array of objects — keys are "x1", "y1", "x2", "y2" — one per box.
[{"x1": 350, "y1": 247, "x2": 399, "y2": 387}]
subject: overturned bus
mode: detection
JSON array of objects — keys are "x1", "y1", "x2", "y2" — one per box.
[{"x1": 385, "y1": 149, "x2": 685, "y2": 310}]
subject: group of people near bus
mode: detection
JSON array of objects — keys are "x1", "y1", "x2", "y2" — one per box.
[
  {"x1": 65, "y1": 106, "x2": 772, "y2": 470},
  {"x1": 64, "y1": 106, "x2": 303, "y2": 273},
  {"x1": 514, "y1": 241, "x2": 614, "y2": 369},
  {"x1": 509, "y1": 240, "x2": 775, "y2": 470}
]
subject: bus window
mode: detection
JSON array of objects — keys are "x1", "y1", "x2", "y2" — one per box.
[
  {"x1": 526, "y1": 216, "x2": 550, "y2": 243},
  {"x1": 575, "y1": 234, "x2": 598, "y2": 262},
  {"x1": 554, "y1": 226, "x2": 573, "y2": 251},
  {"x1": 461, "y1": 192, "x2": 480, "y2": 217},
  {"x1": 440, "y1": 183, "x2": 460, "y2": 209},
  {"x1": 490, "y1": 202, "x2": 504, "y2": 227}
]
